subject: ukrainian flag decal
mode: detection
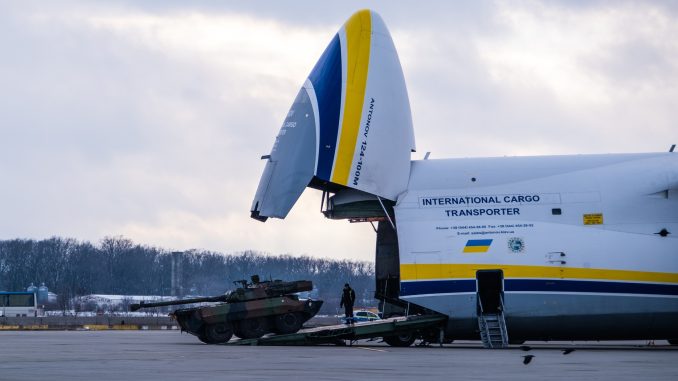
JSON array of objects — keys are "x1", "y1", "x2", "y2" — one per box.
[{"x1": 463, "y1": 239, "x2": 493, "y2": 253}]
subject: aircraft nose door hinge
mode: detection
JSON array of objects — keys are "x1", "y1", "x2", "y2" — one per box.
[{"x1": 655, "y1": 228, "x2": 670, "y2": 237}]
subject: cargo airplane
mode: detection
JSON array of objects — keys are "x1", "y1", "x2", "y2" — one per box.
[{"x1": 250, "y1": 10, "x2": 678, "y2": 347}]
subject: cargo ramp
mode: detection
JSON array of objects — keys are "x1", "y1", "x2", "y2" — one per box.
[{"x1": 226, "y1": 314, "x2": 447, "y2": 346}]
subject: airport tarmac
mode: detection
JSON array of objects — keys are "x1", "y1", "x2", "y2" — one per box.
[{"x1": 0, "y1": 331, "x2": 676, "y2": 381}]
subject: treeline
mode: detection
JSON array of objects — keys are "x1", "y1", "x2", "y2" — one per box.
[{"x1": 0, "y1": 237, "x2": 374, "y2": 313}]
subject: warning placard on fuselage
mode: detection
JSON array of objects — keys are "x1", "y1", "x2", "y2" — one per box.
[
  {"x1": 583, "y1": 213, "x2": 604, "y2": 225},
  {"x1": 418, "y1": 193, "x2": 561, "y2": 218}
]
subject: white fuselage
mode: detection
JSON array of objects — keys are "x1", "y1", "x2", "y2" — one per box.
[{"x1": 394, "y1": 152, "x2": 678, "y2": 340}]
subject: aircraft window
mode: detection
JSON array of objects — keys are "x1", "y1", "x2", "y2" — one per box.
[{"x1": 552, "y1": 208, "x2": 562, "y2": 215}]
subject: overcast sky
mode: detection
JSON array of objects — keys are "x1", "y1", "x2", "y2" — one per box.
[{"x1": 1, "y1": 1, "x2": 676, "y2": 261}]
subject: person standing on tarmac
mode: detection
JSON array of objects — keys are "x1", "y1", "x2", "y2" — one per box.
[{"x1": 340, "y1": 283, "x2": 356, "y2": 323}]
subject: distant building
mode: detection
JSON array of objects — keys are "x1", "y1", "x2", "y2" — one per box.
[{"x1": 72, "y1": 295, "x2": 178, "y2": 313}]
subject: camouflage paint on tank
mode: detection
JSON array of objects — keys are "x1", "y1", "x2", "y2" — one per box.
[{"x1": 133, "y1": 277, "x2": 323, "y2": 344}]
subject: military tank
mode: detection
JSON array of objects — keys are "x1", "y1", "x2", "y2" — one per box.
[{"x1": 130, "y1": 275, "x2": 323, "y2": 344}]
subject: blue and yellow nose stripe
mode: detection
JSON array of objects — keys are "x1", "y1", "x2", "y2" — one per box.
[
  {"x1": 306, "y1": 10, "x2": 372, "y2": 184},
  {"x1": 331, "y1": 10, "x2": 371, "y2": 186},
  {"x1": 308, "y1": 34, "x2": 342, "y2": 182}
]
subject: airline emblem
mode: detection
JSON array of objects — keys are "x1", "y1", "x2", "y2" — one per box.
[{"x1": 507, "y1": 237, "x2": 525, "y2": 253}]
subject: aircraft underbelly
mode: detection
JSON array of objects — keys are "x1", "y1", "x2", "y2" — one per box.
[{"x1": 404, "y1": 292, "x2": 678, "y2": 340}]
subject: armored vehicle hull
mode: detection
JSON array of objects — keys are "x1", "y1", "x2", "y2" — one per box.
[
  {"x1": 174, "y1": 296, "x2": 322, "y2": 344},
  {"x1": 131, "y1": 277, "x2": 323, "y2": 344}
]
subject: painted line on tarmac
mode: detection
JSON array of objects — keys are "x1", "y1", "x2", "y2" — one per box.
[{"x1": 354, "y1": 346, "x2": 388, "y2": 353}]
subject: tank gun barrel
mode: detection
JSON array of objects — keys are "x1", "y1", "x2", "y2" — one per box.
[
  {"x1": 129, "y1": 279, "x2": 314, "y2": 312},
  {"x1": 130, "y1": 295, "x2": 227, "y2": 312}
]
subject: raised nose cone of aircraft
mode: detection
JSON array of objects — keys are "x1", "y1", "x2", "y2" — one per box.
[{"x1": 251, "y1": 10, "x2": 415, "y2": 221}]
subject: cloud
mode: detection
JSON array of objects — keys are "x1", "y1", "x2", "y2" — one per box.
[
  {"x1": 399, "y1": 1, "x2": 678, "y2": 158},
  {"x1": 1, "y1": 1, "x2": 676, "y2": 260},
  {"x1": 0, "y1": 2, "x2": 376, "y2": 260}
]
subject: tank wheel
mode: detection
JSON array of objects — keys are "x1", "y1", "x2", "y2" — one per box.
[
  {"x1": 274, "y1": 312, "x2": 304, "y2": 334},
  {"x1": 668, "y1": 339, "x2": 678, "y2": 345},
  {"x1": 383, "y1": 333, "x2": 416, "y2": 347},
  {"x1": 199, "y1": 323, "x2": 233, "y2": 344},
  {"x1": 234, "y1": 318, "x2": 269, "y2": 339}
]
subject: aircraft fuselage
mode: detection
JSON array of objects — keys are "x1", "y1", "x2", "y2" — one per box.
[{"x1": 395, "y1": 152, "x2": 678, "y2": 340}]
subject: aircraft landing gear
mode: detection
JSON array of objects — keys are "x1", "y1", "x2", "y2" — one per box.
[{"x1": 383, "y1": 332, "x2": 416, "y2": 347}]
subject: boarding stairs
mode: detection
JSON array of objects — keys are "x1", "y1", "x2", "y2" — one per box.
[{"x1": 478, "y1": 296, "x2": 509, "y2": 349}]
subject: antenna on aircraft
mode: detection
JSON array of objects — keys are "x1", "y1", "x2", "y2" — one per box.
[
  {"x1": 424, "y1": 152, "x2": 431, "y2": 160},
  {"x1": 670, "y1": 144, "x2": 675, "y2": 152}
]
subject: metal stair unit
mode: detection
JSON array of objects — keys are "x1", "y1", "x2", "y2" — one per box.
[{"x1": 478, "y1": 295, "x2": 509, "y2": 348}]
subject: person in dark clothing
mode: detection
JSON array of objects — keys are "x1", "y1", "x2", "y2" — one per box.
[{"x1": 340, "y1": 283, "x2": 356, "y2": 322}]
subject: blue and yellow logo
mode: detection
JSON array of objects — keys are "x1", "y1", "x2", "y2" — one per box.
[{"x1": 462, "y1": 239, "x2": 493, "y2": 253}]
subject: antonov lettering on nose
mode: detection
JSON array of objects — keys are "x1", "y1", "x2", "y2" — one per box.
[{"x1": 250, "y1": 9, "x2": 678, "y2": 346}]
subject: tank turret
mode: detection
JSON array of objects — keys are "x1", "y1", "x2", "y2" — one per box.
[{"x1": 130, "y1": 275, "x2": 323, "y2": 344}]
